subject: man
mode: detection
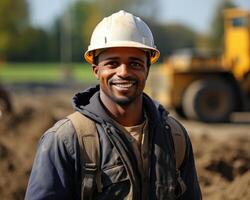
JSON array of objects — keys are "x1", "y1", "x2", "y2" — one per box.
[{"x1": 25, "y1": 10, "x2": 201, "y2": 199}]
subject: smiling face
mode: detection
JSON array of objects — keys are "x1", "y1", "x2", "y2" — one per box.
[{"x1": 93, "y1": 47, "x2": 149, "y2": 107}]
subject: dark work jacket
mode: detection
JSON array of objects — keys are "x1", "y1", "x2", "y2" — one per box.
[{"x1": 25, "y1": 85, "x2": 201, "y2": 200}]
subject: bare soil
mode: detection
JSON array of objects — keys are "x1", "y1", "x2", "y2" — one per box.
[{"x1": 0, "y1": 91, "x2": 249, "y2": 200}]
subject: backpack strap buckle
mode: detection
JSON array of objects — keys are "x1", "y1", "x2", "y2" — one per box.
[{"x1": 83, "y1": 163, "x2": 97, "y2": 173}]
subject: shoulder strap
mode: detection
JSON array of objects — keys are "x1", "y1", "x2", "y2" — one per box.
[
  {"x1": 165, "y1": 116, "x2": 186, "y2": 169},
  {"x1": 155, "y1": 101, "x2": 186, "y2": 169},
  {"x1": 165, "y1": 115, "x2": 187, "y2": 196},
  {"x1": 67, "y1": 111, "x2": 101, "y2": 199}
]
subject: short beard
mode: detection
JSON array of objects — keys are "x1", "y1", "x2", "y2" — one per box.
[
  {"x1": 109, "y1": 95, "x2": 136, "y2": 106},
  {"x1": 100, "y1": 88, "x2": 139, "y2": 106}
]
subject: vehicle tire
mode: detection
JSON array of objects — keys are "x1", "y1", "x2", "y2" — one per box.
[{"x1": 182, "y1": 79, "x2": 235, "y2": 122}]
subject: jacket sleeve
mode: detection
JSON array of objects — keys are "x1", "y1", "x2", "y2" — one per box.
[
  {"x1": 179, "y1": 131, "x2": 202, "y2": 200},
  {"x1": 25, "y1": 119, "x2": 81, "y2": 200}
]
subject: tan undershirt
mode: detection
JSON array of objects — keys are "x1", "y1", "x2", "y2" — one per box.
[{"x1": 124, "y1": 121, "x2": 145, "y2": 149}]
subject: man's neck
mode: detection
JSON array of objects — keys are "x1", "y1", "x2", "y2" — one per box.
[{"x1": 100, "y1": 93, "x2": 143, "y2": 127}]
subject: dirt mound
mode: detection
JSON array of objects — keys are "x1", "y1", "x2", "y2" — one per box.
[
  {"x1": 0, "y1": 92, "x2": 73, "y2": 200},
  {"x1": 0, "y1": 92, "x2": 249, "y2": 200},
  {"x1": 190, "y1": 133, "x2": 250, "y2": 199}
]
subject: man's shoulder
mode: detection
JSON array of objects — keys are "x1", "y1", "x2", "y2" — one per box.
[
  {"x1": 44, "y1": 118, "x2": 75, "y2": 138},
  {"x1": 39, "y1": 118, "x2": 77, "y2": 155}
]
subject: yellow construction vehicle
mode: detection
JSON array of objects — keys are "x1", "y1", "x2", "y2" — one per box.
[{"x1": 153, "y1": 8, "x2": 250, "y2": 122}]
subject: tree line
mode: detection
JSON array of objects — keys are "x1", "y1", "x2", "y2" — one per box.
[{"x1": 0, "y1": 0, "x2": 236, "y2": 63}]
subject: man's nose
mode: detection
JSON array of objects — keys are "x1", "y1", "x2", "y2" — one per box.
[{"x1": 117, "y1": 64, "x2": 130, "y2": 77}]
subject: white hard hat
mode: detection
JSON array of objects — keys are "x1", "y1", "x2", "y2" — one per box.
[{"x1": 84, "y1": 10, "x2": 160, "y2": 64}]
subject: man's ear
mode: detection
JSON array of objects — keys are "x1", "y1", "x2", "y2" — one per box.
[{"x1": 92, "y1": 64, "x2": 99, "y2": 79}]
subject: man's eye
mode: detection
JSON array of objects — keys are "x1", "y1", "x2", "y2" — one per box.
[
  {"x1": 130, "y1": 62, "x2": 143, "y2": 69},
  {"x1": 105, "y1": 61, "x2": 119, "y2": 67}
]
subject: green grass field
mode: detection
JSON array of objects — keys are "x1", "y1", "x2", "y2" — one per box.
[{"x1": 0, "y1": 63, "x2": 95, "y2": 83}]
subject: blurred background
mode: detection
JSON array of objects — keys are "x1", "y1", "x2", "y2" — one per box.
[{"x1": 0, "y1": 0, "x2": 250, "y2": 199}]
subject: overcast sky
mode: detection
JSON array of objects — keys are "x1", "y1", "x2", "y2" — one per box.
[{"x1": 28, "y1": 0, "x2": 250, "y2": 33}]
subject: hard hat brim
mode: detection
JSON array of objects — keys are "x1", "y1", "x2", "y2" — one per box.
[{"x1": 84, "y1": 40, "x2": 160, "y2": 65}]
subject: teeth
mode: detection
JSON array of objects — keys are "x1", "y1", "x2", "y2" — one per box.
[
  {"x1": 115, "y1": 83, "x2": 133, "y2": 88},
  {"x1": 112, "y1": 80, "x2": 135, "y2": 88}
]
